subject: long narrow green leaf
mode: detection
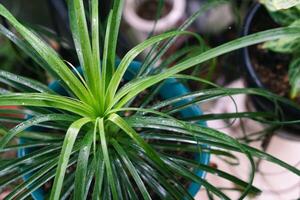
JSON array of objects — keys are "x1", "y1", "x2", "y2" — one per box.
[
  {"x1": 151, "y1": 142, "x2": 240, "y2": 165},
  {"x1": 4, "y1": 159, "x2": 59, "y2": 200},
  {"x1": 112, "y1": 27, "x2": 300, "y2": 109},
  {"x1": 60, "y1": 172, "x2": 76, "y2": 200},
  {"x1": 0, "y1": 78, "x2": 31, "y2": 93},
  {"x1": 0, "y1": 142, "x2": 59, "y2": 153},
  {"x1": 110, "y1": 152, "x2": 125, "y2": 200},
  {"x1": 169, "y1": 155, "x2": 260, "y2": 195},
  {"x1": 156, "y1": 46, "x2": 206, "y2": 72},
  {"x1": 92, "y1": 151, "x2": 105, "y2": 200},
  {"x1": 0, "y1": 25, "x2": 69, "y2": 92},
  {"x1": 0, "y1": 4, "x2": 91, "y2": 103},
  {"x1": 102, "y1": 176, "x2": 112, "y2": 200},
  {"x1": 101, "y1": 11, "x2": 113, "y2": 104},
  {"x1": 127, "y1": 116, "x2": 300, "y2": 176},
  {"x1": 0, "y1": 146, "x2": 61, "y2": 177},
  {"x1": 114, "y1": 156, "x2": 139, "y2": 200},
  {"x1": 0, "y1": 93, "x2": 94, "y2": 116},
  {"x1": 0, "y1": 70, "x2": 53, "y2": 93},
  {"x1": 98, "y1": 118, "x2": 118, "y2": 200},
  {"x1": 127, "y1": 144, "x2": 196, "y2": 200},
  {"x1": 111, "y1": 139, "x2": 151, "y2": 200},
  {"x1": 106, "y1": 31, "x2": 197, "y2": 106},
  {"x1": 84, "y1": 156, "x2": 97, "y2": 200},
  {"x1": 142, "y1": 0, "x2": 228, "y2": 75},
  {"x1": 162, "y1": 156, "x2": 230, "y2": 200},
  {"x1": 15, "y1": 157, "x2": 77, "y2": 200},
  {"x1": 109, "y1": 114, "x2": 166, "y2": 168},
  {"x1": 181, "y1": 112, "x2": 274, "y2": 123},
  {"x1": 68, "y1": 0, "x2": 95, "y2": 92},
  {"x1": 0, "y1": 114, "x2": 77, "y2": 148},
  {"x1": 74, "y1": 130, "x2": 94, "y2": 200},
  {"x1": 91, "y1": 0, "x2": 102, "y2": 102},
  {"x1": 50, "y1": 117, "x2": 91, "y2": 200},
  {"x1": 130, "y1": 121, "x2": 259, "y2": 199},
  {"x1": 0, "y1": 154, "x2": 57, "y2": 188},
  {"x1": 150, "y1": 87, "x2": 300, "y2": 112},
  {"x1": 106, "y1": 0, "x2": 124, "y2": 83}
]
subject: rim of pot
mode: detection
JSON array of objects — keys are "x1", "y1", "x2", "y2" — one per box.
[
  {"x1": 123, "y1": 0, "x2": 186, "y2": 32},
  {"x1": 242, "y1": 3, "x2": 265, "y2": 89}
]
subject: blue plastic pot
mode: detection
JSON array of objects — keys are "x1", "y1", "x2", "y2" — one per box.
[{"x1": 18, "y1": 61, "x2": 210, "y2": 199}]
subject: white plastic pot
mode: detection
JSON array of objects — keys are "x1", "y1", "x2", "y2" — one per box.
[
  {"x1": 123, "y1": 0, "x2": 186, "y2": 42},
  {"x1": 187, "y1": 0, "x2": 235, "y2": 34}
]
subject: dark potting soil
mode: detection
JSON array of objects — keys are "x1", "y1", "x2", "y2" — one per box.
[
  {"x1": 248, "y1": 7, "x2": 299, "y2": 103},
  {"x1": 137, "y1": 0, "x2": 173, "y2": 21}
]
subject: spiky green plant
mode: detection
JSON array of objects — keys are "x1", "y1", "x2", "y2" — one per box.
[{"x1": 0, "y1": 0, "x2": 300, "y2": 199}]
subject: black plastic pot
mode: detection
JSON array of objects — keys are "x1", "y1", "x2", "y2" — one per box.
[{"x1": 241, "y1": 3, "x2": 300, "y2": 140}]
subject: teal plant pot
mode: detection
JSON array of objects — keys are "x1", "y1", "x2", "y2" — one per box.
[{"x1": 18, "y1": 61, "x2": 210, "y2": 199}]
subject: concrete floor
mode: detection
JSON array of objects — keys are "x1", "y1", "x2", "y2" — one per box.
[{"x1": 195, "y1": 79, "x2": 300, "y2": 200}]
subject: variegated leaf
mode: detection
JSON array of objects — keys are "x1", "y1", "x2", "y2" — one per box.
[
  {"x1": 263, "y1": 20, "x2": 300, "y2": 53},
  {"x1": 260, "y1": 0, "x2": 300, "y2": 11},
  {"x1": 289, "y1": 57, "x2": 300, "y2": 98}
]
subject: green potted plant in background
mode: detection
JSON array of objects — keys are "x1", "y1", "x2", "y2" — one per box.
[
  {"x1": 0, "y1": 0, "x2": 300, "y2": 199},
  {"x1": 242, "y1": 0, "x2": 300, "y2": 139},
  {"x1": 258, "y1": 0, "x2": 300, "y2": 98}
]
